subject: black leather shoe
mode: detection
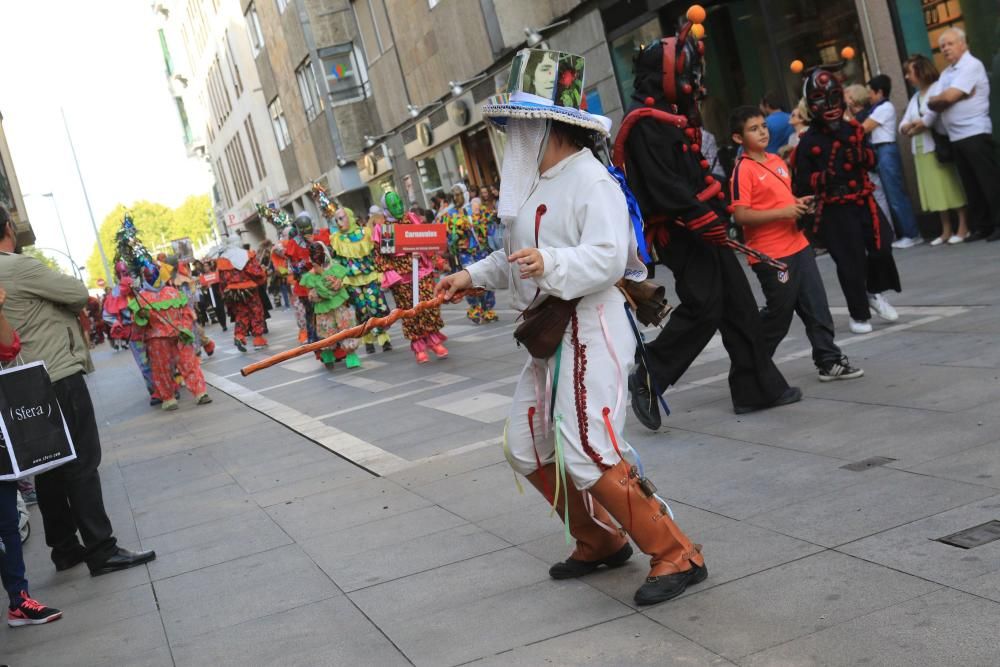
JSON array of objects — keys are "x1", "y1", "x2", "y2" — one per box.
[
  {"x1": 549, "y1": 543, "x2": 633, "y2": 580},
  {"x1": 634, "y1": 562, "x2": 708, "y2": 605},
  {"x1": 966, "y1": 229, "x2": 990, "y2": 242},
  {"x1": 629, "y1": 371, "x2": 661, "y2": 430},
  {"x1": 89, "y1": 547, "x2": 156, "y2": 577},
  {"x1": 734, "y1": 386, "x2": 802, "y2": 415},
  {"x1": 987, "y1": 229, "x2": 1000, "y2": 242},
  {"x1": 52, "y1": 544, "x2": 87, "y2": 572}
]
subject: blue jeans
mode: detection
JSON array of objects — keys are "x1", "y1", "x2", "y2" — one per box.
[
  {"x1": 278, "y1": 282, "x2": 291, "y2": 309},
  {"x1": 0, "y1": 482, "x2": 28, "y2": 607},
  {"x1": 875, "y1": 142, "x2": 919, "y2": 239}
]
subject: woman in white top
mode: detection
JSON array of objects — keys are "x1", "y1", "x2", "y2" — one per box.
[
  {"x1": 899, "y1": 54, "x2": 969, "y2": 245},
  {"x1": 438, "y1": 48, "x2": 706, "y2": 607}
]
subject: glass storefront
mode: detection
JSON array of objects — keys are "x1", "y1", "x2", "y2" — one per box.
[
  {"x1": 367, "y1": 173, "x2": 395, "y2": 209},
  {"x1": 605, "y1": 0, "x2": 870, "y2": 141},
  {"x1": 416, "y1": 140, "x2": 467, "y2": 201}
]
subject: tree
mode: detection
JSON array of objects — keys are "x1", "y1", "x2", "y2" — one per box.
[
  {"x1": 85, "y1": 194, "x2": 213, "y2": 287},
  {"x1": 22, "y1": 246, "x2": 64, "y2": 274}
]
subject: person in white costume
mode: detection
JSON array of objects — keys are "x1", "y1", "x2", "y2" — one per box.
[{"x1": 437, "y1": 48, "x2": 707, "y2": 606}]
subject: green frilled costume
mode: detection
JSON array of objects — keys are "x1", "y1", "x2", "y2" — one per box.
[{"x1": 299, "y1": 261, "x2": 361, "y2": 368}]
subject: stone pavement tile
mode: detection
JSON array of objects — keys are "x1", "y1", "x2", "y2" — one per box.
[
  {"x1": 130, "y1": 471, "x2": 238, "y2": 511},
  {"x1": 109, "y1": 430, "x2": 213, "y2": 467},
  {"x1": 409, "y1": 461, "x2": 540, "y2": 523},
  {"x1": 0, "y1": 581, "x2": 156, "y2": 655},
  {"x1": 350, "y1": 548, "x2": 632, "y2": 666},
  {"x1": 806, "y1": 363, "x2": 1000, "y2": 413},
  {"x1": 225, "y1": 447, "x2": 355, "y2": 493},
  {"x1": 311, "y1": 522, "x2": 509, "y2": 592},
  {"x1": 133, "y1": 482, "x2": 255, "y2": 539},
  {"x1": 169, "y1": 596, "x2": 409, "y2": 667},
  {"x1": 122, "y1": 449, "x2": 229, "y2": 498},
  {"x1": 143, "y1": 508, "x2": 293, "y2": 581},
  {"x1": 26, "y1": 555, "x2": 151, "y2": 608},
  {"x1": 628, "y1": 432, "x2": 890, "y2": 520},
  {"x1": 207, "y1": 428, "x2": 320, "y2": 468},
  {"x1": 373, "y1": 419, "x2": 501, "y2": 459},
  {"x1": 475, "y1": 613, "x2": 734, "y2": 666},
  {"x1": 838, "y1": 493, "x2": 1000, "y2": 590},
  {"x1": 154, "y1": 543, "x2": 341, "y2": 644},
  {"x1": 249, "y1": 464, "x2": 372, "y2": 506},
  {"x1": 909, "y1": 305, "x2": 1000, "y2": 334},
  {"x1": 644, "y1": 551, "x2": 940, "y2": 661},
  {"x1": 263, "y1": 476, "x2": 432, "y2": 541},
  {"x1": 388, "y1": 440, "x2": 505, "y2": 488},
  {"x1": 910, "y1": 438, "x2": 1000, "y2": 488},
  {"x1": 741, "y1": 589, "x2": 1000, "y2": 667},
  {"x1": 747, "y1": 469, "x2": 996, "y2": 547},
  {"x1": 1, "y1": 611, "x2": 169, "y2": 667}
]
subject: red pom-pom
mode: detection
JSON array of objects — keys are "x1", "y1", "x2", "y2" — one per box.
[
  {"x1": 682, "y1": 144, "x2": 689, "y2": 152},
  {"x1": 644, "y1": 96, "x2": 655, "y2": 107},
  {"x1": 716, "y1": 191, "x2": 725, "y2": 200},
  {"x1": 704, "y1": 175, "x2": 714, "y2": 184},
  {"x1": 691, "y1": 143, "x2": 701, "y2": 153},
  {"x1": 832, "y1": 140, "x2": 841, "y2": 149},
  {"x1": 843, "y1": 162, "x2": 853, "y2": 171},
  {"x1": 700, "y1": 159, "x2": 710, "y2": 168},
  {"x1": 685, "y1": 127, "x2": 697, "y2": 138},
  {"x1": 856, "y1": 199, "x2": 865, "y2": 206},
  {"x1": 848, "y1": 179, "x2": 858, "y2": 188},
  {"x1": 848, "y1": 135, "x2": 858, "y2": 143},
  {"x1": 811, "y1": 146, "x2": 822, "y2": 155},
  {"x1": 682, "y1": 83, "x2": 693, "y2": 95},
  {"x1": 726, "y1": 205, "x2": 735, "y2": 214}
]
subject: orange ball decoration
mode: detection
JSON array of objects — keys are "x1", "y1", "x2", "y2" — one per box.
[
  {"x1": 686, "y1": 4, "x2": 707, "y2": 24},
  {"x1": 790, "y1": 60, "x2": 804, "y2": 74},
  {"x1": 691, "y1": 23, "x2": 705, "y2": 39},
  {"x1": 841, "y1": 46, "x2": 856, "y2": 60}
]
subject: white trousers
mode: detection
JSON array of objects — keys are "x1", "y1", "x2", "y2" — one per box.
[{"x1": 505, "y1": 287, "x2": 638, "y2": 490}]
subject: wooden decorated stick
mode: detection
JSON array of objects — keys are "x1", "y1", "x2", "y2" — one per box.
[{"x1": 240, "y1": 289, "x2": 482, "y2": 376}]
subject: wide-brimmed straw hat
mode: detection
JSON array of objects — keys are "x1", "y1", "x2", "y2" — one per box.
[{"x1": 483, "y1": 48, "x2": 612, "y2": 137}]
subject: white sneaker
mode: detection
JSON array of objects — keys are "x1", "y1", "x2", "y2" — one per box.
[
  {"x1": 947, "y1": 234, "x2": 965, "y2": 245},
  {"x1": 868, "y1": 292, "x2": 899, "y2": 322},
  {"x1": 850, "y1": 319, "x2": 873, "y2": 334}
]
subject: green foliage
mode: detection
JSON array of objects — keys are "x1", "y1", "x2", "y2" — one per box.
[
  {"x1": 22, "y1": 246, "x2": 64, "y2": 274},
  {"x1": 85, "y1": 194, "x2": 213, "y2": 287}
]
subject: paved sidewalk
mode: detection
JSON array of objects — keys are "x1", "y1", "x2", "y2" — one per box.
[{"x1": 3, "y1": 241, "x2": 1000, "y2": 666}]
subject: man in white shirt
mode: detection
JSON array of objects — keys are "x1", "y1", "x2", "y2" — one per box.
[
  {"x1": 929, "y1": 28, "x2": 1000, "y2": 242},
  {"x1": 864, "y1": 74, "x2": 922, "y2": 247}
]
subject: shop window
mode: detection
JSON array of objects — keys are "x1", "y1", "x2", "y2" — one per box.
[
  {"x1": 609, "y1": 17, "x2": 663, "y2": 109},
  {"x1": 268, "y1": 96, "x2": 291, "y2": 150},
  {"x1": 417, "y1": 141, "x2": 466, "y2": 199},
  {"x1": 296, "y1": 58, "x2": 324, "y2": 121},
  {"x1": 319, "y1": 44, "x2": 370, "y2": 106}
]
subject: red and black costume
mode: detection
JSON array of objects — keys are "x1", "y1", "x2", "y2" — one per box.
[
  {"x1": 217, "y1": 252, "x2": 268, "y2": 350},
  {"x1": 791, "y1": 67, "x2": 900, "y2": 323},
  {"x1": 615, "y1": 27, "x2": 793, "y2": 426}
]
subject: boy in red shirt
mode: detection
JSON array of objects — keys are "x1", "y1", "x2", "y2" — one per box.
[{"x1": 729, "y1": 106, "x2": 863, "y2": 382}]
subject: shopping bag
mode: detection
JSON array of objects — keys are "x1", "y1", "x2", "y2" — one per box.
[{"x1": 0, "y1": 361, "x2": 77, "y2": 481}]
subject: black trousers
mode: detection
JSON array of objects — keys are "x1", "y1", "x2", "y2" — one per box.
[
  {"x1": 638, "y1": 228, "x2": 789, "y2": 408},
  {"x1": 820, "y1": 203, "x2": 901, "y2": 322},
  {"x1": 752, "y1": 247, "x2": 842, "y2": 369},
  {"x1": 35, "y1": 373, "x2": 117, "y2": 567},
  {"x1": 952, "y1": 134, "x2": 1000, "y2": 234}
]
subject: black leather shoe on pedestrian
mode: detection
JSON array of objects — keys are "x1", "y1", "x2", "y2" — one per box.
[
  {"x1": 987, "y1": 229, "x2": 1000, "y2": 242},
  {"x1": 634, "y1": 563, "x2": 708, "y2": 606},
  {"x1": 966, "y1": 229, "x2": 990, "y2": 242},
  {"x1": 549, "y1": 543, "x2": 634, "y2": 580},
  {"x1": 52, "y1": 545, "x2": 87, "y2": 572},
  {"x1": 733, "y1": 386, "x2": 803, "y2": 415},
  {"x1": 89, "y1": 547, "x2": 156, "y2": 577},
  {"x1": 629, "y1": 371, "x2": 661, "y2": 430}
]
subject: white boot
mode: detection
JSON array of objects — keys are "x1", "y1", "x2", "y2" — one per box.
[{"x1": 867, "y1": 293, "x2": 899, "y2": 322}]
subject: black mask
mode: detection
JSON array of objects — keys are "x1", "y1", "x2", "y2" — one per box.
[{"x1": 805, "y1": 68, "x2": 845, "y2": 130}]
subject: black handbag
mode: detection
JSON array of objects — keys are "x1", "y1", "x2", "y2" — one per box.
[{"x1": 931, "y1": 129, "x2": 954, "y2": 163}]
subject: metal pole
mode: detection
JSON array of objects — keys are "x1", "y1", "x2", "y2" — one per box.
[
  {"x1": 411, "y1": 254, "x2": 419, "y2": 308},
  {"x1": 43, "y1": 193, "x2": 78, "y2": 279},
  {"x1": 61, "y1": 107, "x2": 113, "y2": 286}
]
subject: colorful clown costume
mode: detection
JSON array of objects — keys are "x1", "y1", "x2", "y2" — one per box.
[
  {"x1": 329, "y1": 208, "x2": 391, "y2": 351},
  {"x1": 217, "y1": 254, "x2": 268, "y2": 351}
]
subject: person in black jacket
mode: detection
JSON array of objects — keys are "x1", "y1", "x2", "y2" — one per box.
[{"x1": 615, "y1": 15, "x2": 799, "y2": 429}]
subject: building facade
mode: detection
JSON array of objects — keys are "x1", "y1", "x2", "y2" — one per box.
[
  {"x1": 0, "y1": 109, "x2": 33, "y2": 248},
  {"x1": 241, "y1": 0, "x2": 378, "y2": 223},
  {"x1": 156, "y1": 0, "x2": 290, "y2": 244}
]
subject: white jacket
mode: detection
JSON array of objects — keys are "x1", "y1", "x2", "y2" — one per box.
[{"x1": 899, "y1": 85, "x2": 943, "y2": 156}]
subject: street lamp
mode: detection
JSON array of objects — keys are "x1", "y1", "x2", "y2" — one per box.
[
  {"x1": 447, "y1": 73, "x2": 489, "y2": 97},
  {"x1": 25, "y1": 191, "x2": 79, "y2": 279},
  {"x1": 524, "y1": 19, "x2": 569, "y2": 48}
]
